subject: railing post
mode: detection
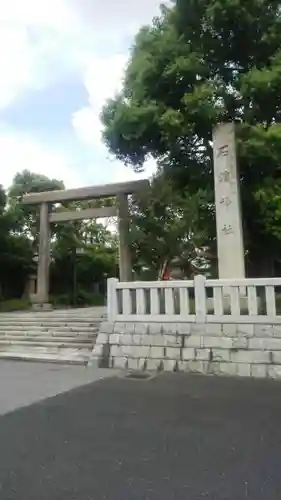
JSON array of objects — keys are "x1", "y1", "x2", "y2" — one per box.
[
  {"x1": 107, "y1": 277, "x2": 118, "y2": 322},
  {"x1": 194, "y1": 274, "x2": 207, "y2": 322}
]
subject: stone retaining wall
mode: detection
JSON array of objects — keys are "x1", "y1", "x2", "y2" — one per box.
[{"x1": 91, "y1": 321, "x2": 281, "y2": 379}]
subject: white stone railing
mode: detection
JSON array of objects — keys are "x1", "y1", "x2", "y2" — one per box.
[{"x1": 107, "y1": 276, "x2": 281, "y2": 324}]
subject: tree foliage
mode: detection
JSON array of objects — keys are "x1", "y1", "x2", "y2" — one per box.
[
  {"x1": 101, "y1": 0, "x2": 281, "y2": 275},
  {"x1": 0, "y1": 184, "x2": 33, "y2": 299},
  {"x1": 0, "y1": 171, "x2": 118, "y2": 306},
  {"x1": 7, "y1": 169, "x2": 65, "y2": 248},
  {"x1": 129, "y1": 175, "x2": 211, "y2": 278}
]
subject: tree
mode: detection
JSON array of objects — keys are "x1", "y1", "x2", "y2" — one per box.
[
  {"x1": 0, "y1": 184, "x2": 33, "y2": 299},
  {"x1": 0, "y1": 174, "x2": 118, "y2": 306},
  {"x1": 129, "y1": 175, "x2": 211, "y2": 278},
  {"x1": 101, "y1": 0, "x2": 281, "y2": 276},
  {"x1": 50, "y1": 202, "x2": 118, "y2": 305},
  {"x1": 8, "y1": 169, "x2": 64, "y2": 248},
  {"x1": 1, "y1": 171, "x2": 64, "y2": 302}
]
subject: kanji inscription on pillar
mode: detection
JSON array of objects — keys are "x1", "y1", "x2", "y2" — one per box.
[
  {"x1": 221, "y1": 224, "x2": 234, "y2": 235},
  {"x1": 220, "y1": 196, "x2": 232, "y2": 207},
  {"x1": 212, "y1": 122, "x2": 245, "y2": 279},
  {"x1": 217, "y1": 144, "x2": 229, "y2": 158},
  {"x1": 218, "y1": 169, "x2": 231, "y2": 183}
]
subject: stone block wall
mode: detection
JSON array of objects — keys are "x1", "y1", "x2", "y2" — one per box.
[{"x1": 91, "y1": 321, "x2": 281, "y2": 379}]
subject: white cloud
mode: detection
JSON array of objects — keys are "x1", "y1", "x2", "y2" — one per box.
[
  {"x1": 110, "y1": 159, "x2": 157, "y2": 183},
  {"x1": 0, "y1": 0, "x2": 80, "y2": 107},
  {"x1": 0, "y1": 130, "x2": 82, "y2": 189},
  {"x1": 70, "y1": 0, "x2": 165, "y2": 182},
  {"x1": 0, "y1": 26, "x2": 33, "y2": 107},
  {"x1": 0, "y1": 0, "x2": 76, "y2": 29},
  {"x1": 0, "y1": 0, "x2": 162, "y2": 187},
  {"x1": 72, "y1": 53, "x2": 128, "y2": 146},
  {"x1": 0, "y1": 0, "x2": 163, "y2": 109},
  {"x1": 70, "y1": 0, "x2": 164, "y2": 36},
  {"x1": 72, "y1": 53, "x2": 157, "y2": 184}
]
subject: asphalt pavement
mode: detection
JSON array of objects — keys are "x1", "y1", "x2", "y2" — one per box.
[{"x1": 0, "y1": 367, "x2": 281, "y2": 499}]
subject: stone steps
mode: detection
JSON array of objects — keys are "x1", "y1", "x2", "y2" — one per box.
[
  {"x1": 0, "y1": 338, "x2": 95, "y2": 346},
  {"x1": 0, "y1": 325, "x2": 100, "y2": 332},
  {"x1": 0, "y1": 333, "x2": 95, "y2": 341},
  {"x1": 0, "y1": 307, "x2": 105, "y2": 364},
  {"x1": 0, "y1": 343, "x2": 91, "y2": 351},
  {"x1": 6, "y1": 318, "x2": 105, "y2": 324}
]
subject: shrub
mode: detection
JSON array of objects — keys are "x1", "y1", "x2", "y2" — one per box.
[{"x1": 0, "y1": 298, "x2": 31, "y2": 312}]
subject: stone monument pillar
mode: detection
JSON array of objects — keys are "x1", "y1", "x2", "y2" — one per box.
[
  {"x1": 212, "y1": 122, "x2": 245, "y2": 279},
  {"x1": 34, "y1": 202, "x2": 51, "y2": 309},
  {"x1": 117, "y1": 193, "x2": 132, "y2": 281}
]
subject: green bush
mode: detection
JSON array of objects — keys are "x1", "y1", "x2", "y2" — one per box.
[
  {"x1": 50, "y1": 294, "x2": 72, "y2": 308},
  {"x1": 76, "y1": 289, "x2": 105, "y2": 306},
  {"x1": 0, "y1": 298, "x2": 31, "y2": 312},
  {"x1": 50, "y1": 290, "x2": 106, "y2": 308}
]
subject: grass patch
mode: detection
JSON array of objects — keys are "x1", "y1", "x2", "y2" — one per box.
[
  {"x1": 0, "y1": 298, "x2": 31, "y2": 312},
  {"x1": 50, "y1": 291, "x2": 106, "y2": 308}
]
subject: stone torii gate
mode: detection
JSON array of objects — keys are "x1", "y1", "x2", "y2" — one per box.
[{"x1": 23, "y1": 179, "x2": 149, "y2": 310}]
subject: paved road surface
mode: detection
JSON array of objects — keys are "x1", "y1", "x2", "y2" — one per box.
[
  {"x1": 0, "y1": 361, "x2": 115, "y2": 415},
  {"x1": 0, "y1": 368, "x2": 281, "y2": 499}
]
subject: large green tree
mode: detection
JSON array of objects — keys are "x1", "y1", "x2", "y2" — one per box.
[
  {"x1": 102, "y1": 0, "x2": 281, "y2": 276},
  {"x1": 8, "y1": 169, "x2": 64, "y2": 248},
  {"x1": 49, "y1": 199, "x2": 118, "y2": 305},
  {"x1": 0, "y1": 184, "x2": 33, "y2": 299},
  {"x1": 50, "y1": 216, "x2": 118, "y2": 305},
  {"x1": 129, "y1": 175, "x2": 210, "y2": 278},
  {"x1": 0, "y1": 173, "x2": 118, "y2": 306}
]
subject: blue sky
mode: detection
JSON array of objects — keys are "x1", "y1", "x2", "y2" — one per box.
[{"x1": 0, "y1": 0, "x2": 161, "y2": 189}]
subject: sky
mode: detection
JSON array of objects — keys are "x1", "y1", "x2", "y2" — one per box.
[{"x1": 0, "y1": 0, "x2": 162, "y2": 190}]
